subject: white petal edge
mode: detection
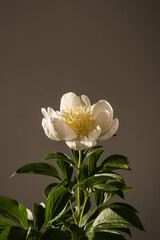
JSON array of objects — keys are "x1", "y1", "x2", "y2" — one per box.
[
  {"x1": 91, "y1": 100, "x2": 113, "y2": 119},
  {"x1": 98, "y1": 118, "x2": 119, "y2": 141},
  {"x1": 60, "y1": 92, "x2": 84, "y2": 112},
  {"x1": 47, "y1": 107, "x2": 57, "y2": 118},
  {"x1": 42, "y1": 118, "x2": 60, "y2": 141},
  {"x1": 41, "y1": 107, "x2": 57, "y2": 118},
  {"x1": 53, "y1": 118, "x2": 77, "y2": 141},
  {"x1": 81, "y1": 95, "x2": 91, "y2": 108},
  {"x1": 88, "y1": 125, "x2": 101, "y2": 142},
  {"x1": 66, "y1": 140, "x2": 97, "y2": 150},
  {"x1": 95, "y1": 110, "x2": 112, "y2": 133},
  {"x1": 41, "y1": 108, "x2": 48, "y2": 118}
]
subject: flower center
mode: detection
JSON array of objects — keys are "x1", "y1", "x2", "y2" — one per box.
[{"x1": 61, "y1": 106, "x2": 96, "y2": 138}]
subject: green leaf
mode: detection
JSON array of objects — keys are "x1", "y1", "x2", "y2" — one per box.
[
  {"x1": 41, "y1": 228, "x2": 71, "y2": 240},
  {"x1": 84, "y1": 146, "x2": 103, "y2": 160},
  {"x1": 93, "y1": 202, "x2": 145, "y2": 231},
  {"x1": 68, "y1": 177, "x2": 77, "y2": 194},
  {"x1": 81, "y1": 204, "x2": 105, "y2": 228},
  {"x1": 69, "y1": 224, "x2": 88, "y2": 240},
  {"x1": 70, "y1": 149, "x2": 79, "y2": 163},
  {"x1": 43, "y1": 183, "x2": 59, "y2": 199},
  {"x1": 57, "y1": 159, "x2": 73, "y2": 181},
  {"x1": 84, "y1": 197, "x2": 91, "y2": 215},
  {"x1": 101, "y1": 155, "x2": 131, "y2": 171},
  {"x1": 89, "y1": 149, "x2": 104, "y2": 176},
  {"x1": 94, "y1": 223, "x2": 131, "y2": 236},
  {"x1": 13, "y1": 163, "x2": 61, "y2": 181},
  {"x1": 45, "y1": 187, "x2": 72, "y2": 226},
  {"x1": 0, "y1": 196, "x2": 28, "y2": 228},
  {"x1": 93, "y1": 183, "x2": 119, "y2": 192},
  {"x1": 108, "y1": 182, "x2": 132, "y2": 200},
  {"x1": 93, "y1": 231, "x2": 126, "y2": 240},
  {"x1": 93, "y1": 191, "x2": 102, "y2": 206},
  {"x1": 70, "y1": 146, "x2": 102, "y2": 164},
  {"x1": 44, "y1": 180, "x2": 68, "y2": 199},
  {"x1": 58, "y1": 208, "x2": 75, "y2": 223},
  {"x1": 72, "y1": 173, "x2": 124, "y2": 192},
  {"x1": 0, "y1": 219, "x2": 17, "y2": 233},
  {"x1": 33, "y1": 203, "x2": 45, "y2": 230},
  {"x1": 108, "y1": 182, "x2": 132, "y2": 192},
  {"x1": 0, "y1": 226, "x2": 27, "y2": 240},
  {"x1": 78, "y1": 162, "x2": 88, "y2": 183},
  {"x1": 44, "y1": 152, "x2": 77, "y2": 169},
  {"x1": 27, "y1": 228, "x2": 43, "y2": 240},
  {"x1": 85, "y1": 220, "x2": 95, "y2": 239}
]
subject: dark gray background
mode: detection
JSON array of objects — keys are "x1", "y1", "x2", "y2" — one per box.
[{"x1": 0, "y1": 1, "x2": 159, "y2": 239}]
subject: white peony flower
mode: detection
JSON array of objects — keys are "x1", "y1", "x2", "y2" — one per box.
[{"x1": 41, "y1": 92, "x2": 119, "y2": 150}]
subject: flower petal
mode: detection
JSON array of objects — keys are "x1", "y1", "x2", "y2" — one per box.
[
  {"x1": 66, "y1": 140, "x2": 97, "y2": 150},
  {"x1": 81, "y1": 95, "x2": 91, "y2": 108},
  {"x1": 42, "y1": 118, "x2": 60, "y2": 141},
  {"x1": 53, "y1": 118, "x2": 77, "y2": 140},
  {"x1": 60, "y1": 92, "x2": 84, "y2": 112},
  {"x1": 98, "y1": 118, "x2": 119, "y2": 141},
  {"x1": 41, "y1": 108, "x2": 48, "y2": 118},
  {"x1": 88, "y1": 125, "x2": 101, "y2": 141},
  {"x1": 95, "y1": 110, "x2": 112, "y2": 133},
  {"x1": 47, "y1": 107, "x2": 57, "y2": 118},
  {"x1": 91, "y1": 100, "x2": 113, "y2": 119},
  {"x1": 41, "y1": 107, "x2": 57, "y2": 118}
]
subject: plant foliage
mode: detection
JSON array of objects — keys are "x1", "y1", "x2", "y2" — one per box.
[{"x1": 0, "y1": 147, "x2": 145, "y2": 239}]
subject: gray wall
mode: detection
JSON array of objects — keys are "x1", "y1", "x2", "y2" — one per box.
[{"x1": 0, "y1": 1, "x2": 159, "y2": 239}]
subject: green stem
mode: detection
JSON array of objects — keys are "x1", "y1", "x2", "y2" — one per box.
[
  {"x1": 79, "y1": 192, "x2": 89, "y2": 227},
  {"x1": 69, "y1": 200, "x2": 77, "y2": 225},
  {"x1": 77, "y1": 150, "x2": 82, "y2": 223}
]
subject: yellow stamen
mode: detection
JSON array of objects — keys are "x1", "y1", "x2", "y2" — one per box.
[{"x1": 61, "y1": 106, "x2": 96, "y2": 138}]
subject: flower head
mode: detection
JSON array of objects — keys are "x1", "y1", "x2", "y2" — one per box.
[{"x1": 41, "y1": 92, "x2": 119, "y2": 150}]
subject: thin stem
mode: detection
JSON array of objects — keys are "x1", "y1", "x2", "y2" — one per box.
[
  {"x1": 77, "y1": 150, "x2": 82, "y2": 222},
  {"x1": 79, "y1": 192, "x2": 89, "y2": 227},
  {"x1": 69, "y1": 200, "x2": 77, "y2": 225}
]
